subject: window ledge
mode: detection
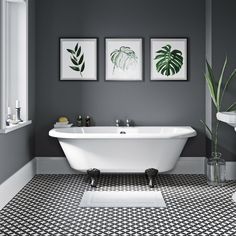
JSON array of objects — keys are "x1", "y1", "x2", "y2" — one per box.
[{"x1": 0, "y1": 120, "x2": 32, "y2": 134}]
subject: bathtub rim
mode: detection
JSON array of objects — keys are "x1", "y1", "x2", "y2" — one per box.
[{"x1": 49, "y1": 126, "x2": 197, "y2": 139}]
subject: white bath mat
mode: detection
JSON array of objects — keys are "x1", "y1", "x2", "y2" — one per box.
[{"x1": 80, "y1": 191, "x2": 166, "y2": 208}]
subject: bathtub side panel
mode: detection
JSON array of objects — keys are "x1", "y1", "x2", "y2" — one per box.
[{"x1": 59, "y1": 138, "x2": 187, "y2": 173}]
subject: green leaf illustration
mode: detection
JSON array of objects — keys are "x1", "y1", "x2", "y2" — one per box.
[
  {"x1": 72, "y1": 55, "x2": 78, "y2": 62},
  {"x1": 110, "y1": 46, "x2": 138, "y2": 73},
  {"x1": 78, "y1": 54, "x2": 84, "y2": 65},
  {"x1": 81, "y1": 62, "x2": 85, "y2": 72},
  {"x1": 154, "y1": 44, "x2": 183, "y2": 76},
  {"x1": 67, "y1": 42, "x2": 86, "y2": 77},
  {"x1": 70, "y1": 66, "x2": 80, "y2": 71},
  {"x1": 74, "y1": 43, "x2": 78, "y2": 52},
  {"x1": 76, "y1": 46, "x2": 81, "y2": 57},
  {"x1": 67, "y1": 49, "x2": 74, "y2": 54},
  {"x1": 70, "y1": 57, "x2": 78, "y2": 65}
]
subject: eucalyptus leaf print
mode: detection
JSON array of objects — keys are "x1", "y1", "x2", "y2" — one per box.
[
  {"x1": 154, "y1": 44, "x2": 183, "y2": 76},
  {"x1": 67, "y1": 43, "x2": 85, "y2": 77},
  {"x1": 110, "y1": 46, "x2": 138, "y2": 73}
]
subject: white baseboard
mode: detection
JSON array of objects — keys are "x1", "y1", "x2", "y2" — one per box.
[{"x1": 0, "y1": 158, "x2": 36, "y2": 210}]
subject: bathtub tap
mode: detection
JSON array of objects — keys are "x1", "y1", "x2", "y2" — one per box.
[
  {"x1": 115, "y1": 119, "x2": 121, "y2": 127},
  {"x1": 126, "y1": 119, "x2": 131, "y2": 127}
]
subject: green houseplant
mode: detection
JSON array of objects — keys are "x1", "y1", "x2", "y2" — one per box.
[{"x1": 202, "y1": 57, "x2": 236, "y2": 186}]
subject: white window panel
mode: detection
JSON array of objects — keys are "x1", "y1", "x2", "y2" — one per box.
[{"x1": 0, "y1": 0, "x2": 30, "y2": 133}]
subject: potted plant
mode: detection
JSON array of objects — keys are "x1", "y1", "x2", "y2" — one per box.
[{"x1": 202, "y1": 57, "x2": 236, "y2": 186}]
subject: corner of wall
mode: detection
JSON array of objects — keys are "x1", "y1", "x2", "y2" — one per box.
[{"x1": 205, "y1": 0, "x2": 212, "y2": 158}]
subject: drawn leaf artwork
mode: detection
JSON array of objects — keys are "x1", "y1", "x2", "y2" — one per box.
[
  {"x1": 69, "y1": 66, "x2": 80, "y2": 71},
  {"x1": 74, "y1": 43, "x2": 78, "y2": 52},
  {"x1": 76, "y1": 46, "x2": 81, "y2": 57},
  {"x1": 66, "y1": 49, "x2": 74, "y2": 54},
  {"x1": 110, "y1": 46, "x2": 138, "y2": 73},
  {"x1": 154, "y1": 44, "x2": 183, "y2": 76},
  {"x1": 67, "y1": 43, "x2": 85, "y2": 77},
  {"x1": 81, "y1": 62, "x2": 85, "y2": 72},
  {"x1": 78, "y1": 54, "x2": 84, "y2": 65},
  {"x1": 71, "y1": 57, "x2": 78, "y2": 65}
]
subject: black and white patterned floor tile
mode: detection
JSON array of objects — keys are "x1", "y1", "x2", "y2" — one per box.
[{"x1": 0, "y1": 174, "x2": 236, "y2": 235}]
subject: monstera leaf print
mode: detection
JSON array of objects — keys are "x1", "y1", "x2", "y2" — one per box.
[
  {"x1": 67, "y1": 43, "x2": 85, "y2": 77},
  {"x1": 154, "y1": 44, "x2": 183, "y2": 76},
  {"x1": 110, "y1": 46, "x2": 138, "y2": 73}
]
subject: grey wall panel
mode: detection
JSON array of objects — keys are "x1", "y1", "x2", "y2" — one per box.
[
  {"x1": 0, "y1": 0, "x2": 36, "y2": 184},
  {"x1": 35, "y1": 0, "x2": 206, "y2": 157}
]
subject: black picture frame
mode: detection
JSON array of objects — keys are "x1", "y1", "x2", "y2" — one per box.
[
  {"x1": 105, "y1": 38, "x2": 144, "y2": 82},
  {"x1": 59, "y1": 37, "x2": 98, "y2": 81},
  {"x1": 150, "y1": 38, "x2": 188, "y2": 81}
]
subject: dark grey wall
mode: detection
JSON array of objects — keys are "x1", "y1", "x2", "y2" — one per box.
[
  {"x1": 211, "y1": 0, "x2": 236, "y2": 161},
  {"x1": 35, "y1": 0, "x2": 206, "y2": 157},
  {"x1": 0, "y1": 0, "x2": 36, "y2": 184}
]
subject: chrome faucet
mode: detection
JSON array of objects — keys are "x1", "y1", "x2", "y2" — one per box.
[
  {"x1": 115, "y1": 119, "x2": 121, "y2": 127},
  {"x1": 126, "y1": 119, "x2": 131, "y2": 127},
  {"x1": 115, "y1": 119, "x2": 133, "y2": 127}
]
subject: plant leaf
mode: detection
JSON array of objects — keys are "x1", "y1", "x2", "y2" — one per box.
[
  {"x1": 216, "y1": 57, "x2": 227, "y2": 110},
  {"x1": 226, "y1": 101, "x2": 236, "y2": 111},
  {"x1": 80, "y1": 62, "x2": 85, "y2": 72},
  {"x1": 67, "y1": 49, "x2": 74, "y2": 54},
  {"x1": 154, "y1": 44, "x2": 183, "y2": 77},
  {"x1": 205, "y1": 61, "x2": 217, "y2": 108},
  {"x1": 72, "y1": 55, "x2": 77, "y2": 62},
  {"x1": 220, "y1": 68, "x2": 236, "y2": 106},
  {"x1": 204, "y1": 74, "x2": 218, "y2": 108},
  {"x1": 110, "y1": 46, "x2": 138, "y2": 72},
  {"x1": 206, "y1": 61, "x2": 216, "y2": 93},
  {"x1": 206, "y1": 61, "x2": 215, "y2": 81},
  {"x1": 70, "y1": 57, "x2": 78, "y2": 65},
  {"x1": 69, "y1": 66, "x2": 80, "y2": 71},
  {"x1": 200, "y1": 120, "x2": 213, "y2": 137},
  {"x1": 78, "y1": 54, "x2": 84, "y2": 65},
  {"x1": 76, "y1": 46, "x2": 81, "y2": 57},
  {"x1": 74, "y1": 43, "x2": 78, "y2": 52}
]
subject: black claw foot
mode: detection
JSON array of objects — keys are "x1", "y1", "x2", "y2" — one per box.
[
  {"x1": 87, "y1": 168, "x2": 100, "y2": 187},
  {"x1": 145, "y1": 168, "x2": 158, "y2": 188}
]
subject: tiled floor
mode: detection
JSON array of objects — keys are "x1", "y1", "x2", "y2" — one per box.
[{"x1": 0, "y1": 174, "x2": 236, "y2": 235}]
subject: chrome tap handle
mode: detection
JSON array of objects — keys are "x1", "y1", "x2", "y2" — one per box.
[
  {"x1": 115, "y1": 119, "x2": 120, "y2": 127},
  {"x1": 126, "y1": 119, "x2": 130, "y2": 127}
]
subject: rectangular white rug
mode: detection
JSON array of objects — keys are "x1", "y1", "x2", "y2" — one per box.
[{"x1": 80, "y1": 191, "x2": 166, "y2": 208}]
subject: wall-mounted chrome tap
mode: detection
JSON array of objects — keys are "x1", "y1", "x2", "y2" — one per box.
[
  {"x1": 115, "y1": 119, "x2": 134, "y2": 127},
  {"x1": 85, "y1": 116, "x2": 91, "y2": 127},
  {"x1": 126, "y1": 119, "x2": 131, "y2": 127},
  {"x1": 115, "y1": 119, "x2": 121, "y2": 127}
]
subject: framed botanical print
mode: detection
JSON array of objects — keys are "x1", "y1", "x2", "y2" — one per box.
[
  {"x1": 151, "y1": 38, "x2": 187, "y2": 80},
  {"x1": 60, "y1": 38, "x2": 97, "y2": 80},
  {"x1": 105, "y1": 38, "x2": 143, "y2": 81}
]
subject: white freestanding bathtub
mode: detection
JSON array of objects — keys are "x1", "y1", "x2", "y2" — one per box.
[{"x1": 49, "y1": 126, "x2": 196, "y2": 173}]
